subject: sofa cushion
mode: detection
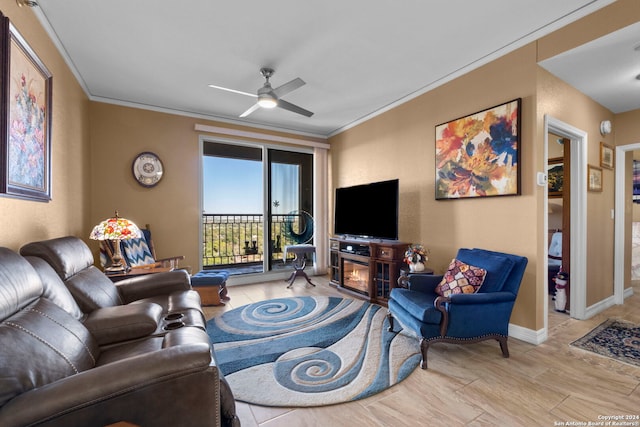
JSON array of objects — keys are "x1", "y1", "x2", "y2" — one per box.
[
  {"x1": 0, "y1": 298, "x2": 99, "y2": 406},
  {"x1": 435, "y1": 258, "x2": 487, "y2": 297},
  {"x1": 456, "y1": 248, "x2": 515, "y2": 293},
  {"x1": 20, "y1": 236, "x2": 95, "y2": 281},
  {"x1": 0, "y1": 248, "x2": 42, "y2": 320},
  {"x1": 66, "y1": 266, "x2": 124, "y2": 312},
  {"x1": 25, "y1": 256, "x2": 85, "y2": 321},
  {"x1": 388, "y1": 288, "x2": 442, "y2": 324}
]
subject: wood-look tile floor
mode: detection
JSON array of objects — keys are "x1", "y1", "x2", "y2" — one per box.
[{"x1": 203, "y1": 277, "x2": 640, "y2": 427}]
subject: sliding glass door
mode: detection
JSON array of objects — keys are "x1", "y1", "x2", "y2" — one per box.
[
  {"x1": 202, "y1": 142, "x2": 313, "y2": 276},
  {"x1": 268, "y1": 149, "x2": 313, "y2": 270}
]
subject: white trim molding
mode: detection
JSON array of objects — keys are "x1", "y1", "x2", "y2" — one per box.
[
  {"x1": 195, "y1": 124, "x2": 329, "y2": 150},
  {"x1": 509, "y1": 323, "x2": 545, "y2": 345},
  {"x1": 544, "y1": 115, "x2": 588, "y2": 322},
  {"x1": 614, "y1": 143, "x2": 640, "y2": 302}
]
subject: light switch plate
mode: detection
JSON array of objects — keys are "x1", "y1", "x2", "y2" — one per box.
[{"x1": 537, "y1": 172, "x2": 547, "y2": 186}]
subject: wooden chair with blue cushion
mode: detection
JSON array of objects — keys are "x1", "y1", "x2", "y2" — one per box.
[
  {"x1": 100, "y1": 225, "x2": 187, "y2": 273},
  {"x1": 387, "y1": 248, "x2": 528, "y2": 369}
]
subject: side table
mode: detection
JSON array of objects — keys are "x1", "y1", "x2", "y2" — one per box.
[
  {"x1": 105, "y1": 267, "x2": 173, "y2": 282},
  {"x1": 397, "y1": 266, "x2": 434, "y2": 288},
  {"x1": 283, "y1": 244, "x2": 316, "y2": 288}
]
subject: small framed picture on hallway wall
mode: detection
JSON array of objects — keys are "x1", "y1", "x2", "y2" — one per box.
[
  {"x1": 600, "y1": 142, "x2": 614, "y2": 170},
  {"x1": 0, "y1": 12, "x2": 53, "y2": 202},
  {"x1": 588, "y1": 165, "x2": 603, "y2": 192}
]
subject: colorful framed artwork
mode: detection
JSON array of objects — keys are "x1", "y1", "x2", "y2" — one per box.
[
  {"x1": 435, "y1": 98, "x2": 521, "y2": 200},
  {"x1": 0, "y1": 13, "x2": 53, "y2": 201},
  {"x1": 600, "y1": 142, "x2": 614, "y2": 170},
  {"x1": 588, "y1": 164, "x2": 603, "y2": 192},
  {"x1": 547, "y1": 157, "x2": 563, "y2": 198}
]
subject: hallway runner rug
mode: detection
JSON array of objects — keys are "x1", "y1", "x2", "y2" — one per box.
[
  {"x1": 207, "y1": 296, "x2": 421, "y2": 407},
  {"x1": 570, "y1": 318, "x2": 640, "y2": 367}
]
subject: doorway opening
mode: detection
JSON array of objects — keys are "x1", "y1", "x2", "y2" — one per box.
[
  {"x1": 544, "y1": 115, "x2": 588, "y2": 334},
  {"x1": 547, "y1": 131, "x2": 570, "y2": 323},
  {"x1": 614, "y1": 143, "x2": 640, "y2": 302}
]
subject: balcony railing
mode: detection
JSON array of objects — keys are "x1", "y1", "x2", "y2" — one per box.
[{"x1": 202, "y1": 213, "x2": 311, "y2": 269}]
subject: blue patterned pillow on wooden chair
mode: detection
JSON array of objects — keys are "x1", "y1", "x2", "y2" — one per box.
[{"x1": 121, "y1": 237, "x2": 156, "y2": 267}]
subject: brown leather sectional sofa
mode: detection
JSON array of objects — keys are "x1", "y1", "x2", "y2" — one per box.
[{"x1": 0, "y1": 236, "x2": 240, "y2": 427}]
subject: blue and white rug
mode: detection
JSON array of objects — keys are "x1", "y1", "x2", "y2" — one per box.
[{"x1": 207, "y1": 296, "x2": 421, "y2": 407}]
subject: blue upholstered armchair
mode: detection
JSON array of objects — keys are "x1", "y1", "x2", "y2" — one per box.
[{"x1": 388, "y1": 248, "x2": 528, "y2": 369}]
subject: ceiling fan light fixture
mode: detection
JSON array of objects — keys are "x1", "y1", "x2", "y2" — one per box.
[
  {"x1": 16, "y1": 0, "x2": 38, "y2": 6},
  {"x1": 257, "y1": 95, "x2": 277, "y2": 109}
]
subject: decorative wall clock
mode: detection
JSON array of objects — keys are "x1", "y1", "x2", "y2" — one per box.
[{"x1": 132, "y1": 151, "x2": 163, "y2": 187}]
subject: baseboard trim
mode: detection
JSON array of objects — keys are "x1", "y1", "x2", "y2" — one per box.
[{"x1": 509, "y1": 322, "x2": 546, "y2": 345}]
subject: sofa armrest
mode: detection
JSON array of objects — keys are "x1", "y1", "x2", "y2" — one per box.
[
  {"x1": 84, "y1": 303, "x2": 163, "y2": 345},
  {"x1": 406, "y1": 274, "x2": 443, "y2": 293},
  {"x1": 0, "y1": 335, "x2": 220, "y2": 427},
  {"x1": 116, "y1": 270, "x2": 191, "y2": 303}
]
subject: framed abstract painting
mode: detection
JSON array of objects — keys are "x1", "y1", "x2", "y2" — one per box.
[
  {"x1": 0, "y1": 13, "x2": 53, "y2": 201},
  {"x1": 435, "y1": 98, "x2": 521, "y2": 200}
]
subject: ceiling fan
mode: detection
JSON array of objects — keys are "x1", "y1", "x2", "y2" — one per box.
[{"x1": 209, "y1": 68, "x2": 313, "y2": 118}]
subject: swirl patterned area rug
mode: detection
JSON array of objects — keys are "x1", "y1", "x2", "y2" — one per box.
[
  {"x1": 570, "y1": 318, "x2": 640, "y2": 367},
  {"x1": 207, "y1": 296, "x2": 421, "y2": 407}
]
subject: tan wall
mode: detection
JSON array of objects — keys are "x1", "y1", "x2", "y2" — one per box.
[
  {"x1": 535, "y1": 0, "x2": 638, "y2": 308},
  {"x1": 3, "y1": 0, "x2": 637, "y2": 334},
  {"x1": 329, "y1": 1, "x2": 636, "y2": 330},
  {"x1": 537, "y1": 0, "x2": 640, "y2": 63},
  {"x1": 330, "y1": 44, "x2": 540, "y2": 329},
  {"x1": 89, "y1": 102, "x2": 321, "y2": 269},
  {"x1": 537, "y1": 68, "x2": 615, "y2": 307},
  {"x1": 0, "y1": 4, "x2": 90, "y2": 251}
]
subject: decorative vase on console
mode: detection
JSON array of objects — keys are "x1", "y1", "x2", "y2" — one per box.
[
  {"x1": 409, "y1": 261, "x2": 425, "y2": 272},
  {"x1": 404, "y1": 243, "x2": 429, "y2": 273}
]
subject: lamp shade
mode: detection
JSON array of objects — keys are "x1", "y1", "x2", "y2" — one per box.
[{"x1": 90, "y1": 212, "x2": 141, "y2": 241}]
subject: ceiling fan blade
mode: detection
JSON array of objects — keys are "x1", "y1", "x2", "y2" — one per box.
[
  {"x1": 277, "y1": 99, "x2": 314, "y2": 117},
  {"x1": 208, "y1": 84, "x2": 257, "y2": 98},
  {"x1": 239, "y1": 103, "x2": 260, "y2": 118},
  {"x1": 272, "y1": 78, "x2": 305, "y2": 98}
]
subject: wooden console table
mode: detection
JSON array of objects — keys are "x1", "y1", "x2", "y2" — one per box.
[
  {"x1": 329, "y1": 237, "x2": 407, "y2": 305},
  {"x1": 105, "y1": 267, "x2": 173, "y2": 282}
]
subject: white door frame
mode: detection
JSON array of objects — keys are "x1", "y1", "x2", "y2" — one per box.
[
  {"x1": 614, "y1": 143, "x2": 640, "y2": 302},
  {"x1": 544, "y1": 115, "x2": 588, "y2": 323}
]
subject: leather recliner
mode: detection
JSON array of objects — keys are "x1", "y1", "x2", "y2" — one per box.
[
  {"x1": 25, "y1": 254, "x2": 170, "y2": 345},
  {"x1": 0, "y1": 247, "x2": 222, "y2": 427},
  {"x1": 20, "y1": 236, "x2": 206, "y2": 330}
]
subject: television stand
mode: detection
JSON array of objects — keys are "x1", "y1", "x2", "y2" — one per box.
[{"x1": 329, "y1": 237, "x2": 407, "y2": 305}]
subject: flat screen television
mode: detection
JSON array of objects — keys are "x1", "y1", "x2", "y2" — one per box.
[{"x1": 334, "y1": 179, "x2": 399, "y2": 240}]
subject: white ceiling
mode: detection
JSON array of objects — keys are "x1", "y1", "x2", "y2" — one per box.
[
  {"x1": 539, "y1": 20, "x2": 640, "y2": 114},
  {"x1": 30, "y1": 0, "x2": 624, "y2": 138}
]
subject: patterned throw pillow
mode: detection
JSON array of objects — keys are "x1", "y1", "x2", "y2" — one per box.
[
  {"x1": 435, "y1": 258, "x2": 487, "y2": 297},
  {"x1": 121, "y1": 237, "x2": 155, "y2": 267}
]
